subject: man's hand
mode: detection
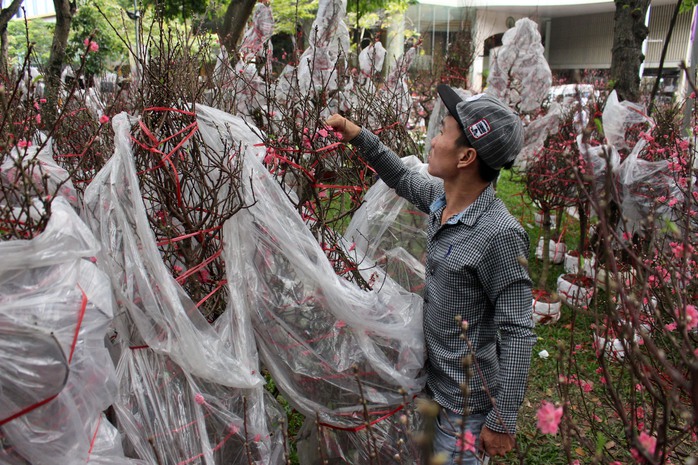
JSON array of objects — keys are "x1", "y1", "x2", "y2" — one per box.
[
  {"x1": 479, "y1": 426, "x2": 515, "y2": 457},
  {"x1": 325, "y1": 114, "x2": 361, "y2": 142}
]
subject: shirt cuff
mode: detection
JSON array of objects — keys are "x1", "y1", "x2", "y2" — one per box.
[
  {"x1": 349, "y1": 128, "x2": 380, "y2": 160},
  {"x1": 485, "y1": 409, "x2": 518, "y2": 434}
]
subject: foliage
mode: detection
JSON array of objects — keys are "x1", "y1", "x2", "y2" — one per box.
[
  {"x1": 270, "y1": 0, "x2": 319, "y2": 35},
  {"x1": 65, "y1": 0, "x2": 131, "y2": 76},
  {"x1": 7, "y1": 19, "x2": 54, "y2": 67}
]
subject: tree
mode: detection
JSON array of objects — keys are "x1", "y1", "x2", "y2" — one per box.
[
  {"x1": 609, "y1": 0, "x2": 650, "y2": 102},
  {"x1": 219, "y1": 0, "x2": 256, "y2": 52},
  {"x1": 0, "y1": 0, "x2": 24, "y2": 74},
  {"x1": 44, "y1": 0, "x2": 76, "y2": 126}
]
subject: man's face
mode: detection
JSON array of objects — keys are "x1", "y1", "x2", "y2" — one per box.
[{"x1": 427, "y1": 115, "x2": 466, "y2": 180}]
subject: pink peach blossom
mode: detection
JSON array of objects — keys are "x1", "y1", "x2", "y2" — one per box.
[
  {"x1": 455, "y1": 430, "x2": 477, "y2": 453},
  {"x1": 536, "y1": 401, "x2": 563, "y2": 435}
]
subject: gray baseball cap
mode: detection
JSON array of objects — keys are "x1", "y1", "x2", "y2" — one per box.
[{"x1": 437, "y1": 84, "x2": 524, "y2": 170}]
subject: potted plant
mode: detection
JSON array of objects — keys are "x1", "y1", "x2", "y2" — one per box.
[{"x1": 524, "y1": 114, "x2": 579, "y2": 324}]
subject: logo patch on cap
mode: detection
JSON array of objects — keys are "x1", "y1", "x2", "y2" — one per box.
[{"x1": 468, "y1": 119, "x2": 490, "y2": 140}]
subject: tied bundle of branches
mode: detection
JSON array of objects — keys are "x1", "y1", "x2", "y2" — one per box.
[
  {"x1": 127, "y1": 23, "x2": 246, "y2": 322},
  {"x1": 132, "y1": 106, "x2": 246, "y2": 322}
]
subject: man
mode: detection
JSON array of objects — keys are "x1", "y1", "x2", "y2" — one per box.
[{"x1": 326, "y1": 84, "x2": 536, "y2": 464}]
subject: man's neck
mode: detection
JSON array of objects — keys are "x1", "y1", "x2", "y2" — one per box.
[{"x1": 441, "y1": 178, "x2": 489, "y2": 224}]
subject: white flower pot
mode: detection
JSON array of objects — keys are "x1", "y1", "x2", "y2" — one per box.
[
  {"x1": 532, "y1": 294, "x2": 562, "y2": 325},
  {"x1": 563, "y1": 253, "x2": 579, "y2": 274},
  {"x1": 582, "y1": 254, "x2": 596, "y2": 278},
  {"x1": 557, "y1": 274, "x2": 594, "y2": 309},
  {"x1": 536, "y1": 237, "x2": 567, "y2": 264},
  {"x1": 596, "y1": 266, "x2": 635, "y2": 290}
]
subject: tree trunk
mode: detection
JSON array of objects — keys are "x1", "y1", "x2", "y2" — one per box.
[
  {"x1": 220, "y1": 0, "x2": 256, "y2": 55},
  {"x1": 43, "y1": 0, "x2": 75, "y2": 127},
  {"x1": 0, "y1": 0, "x2": 24, "y2": 75},
  {"x1": 610, "y1": 0, "x2": 650, "y2": 102}
]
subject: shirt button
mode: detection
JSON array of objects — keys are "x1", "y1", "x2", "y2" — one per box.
[{"x1": 430, "y1": 267, "x2": 436, "y2": 275}]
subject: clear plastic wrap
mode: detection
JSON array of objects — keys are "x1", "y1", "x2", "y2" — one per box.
[
  {"x1": 81, "y1": 112, "x2": 262, "y2": 388},
  {"x1": 343, "y1": 155, "x2": 428, "y2": 295},
  {"x1": 618, "y1": 139, "x2": 681, "y2": 234},
  {"x1": 518, "y1": 103, "x2": 562, "y2": 168},
  {"x1": 114, "y1": 347, "x2": 286, "y2": 465},
  {"x1": 233, "y1": 2, "x2": 274, "y2": 114},
  {"x1": 216, "y1": 112, "x2": 425, "y2": 427},
  {"x1": 601, "y1": 90, "x2": 653, "y2": 151},
  {"x1": 576, "y1": 134, "x2": 621, "y2": 196},
  {"x1": 297, "y1": 0, "x2": 350, "y2": 107},
  {"x1": 486, "y1": 18, "x2": 552, "y2": 113},
  {"x1": 83, "y1": 109, "x2": 285, "y2": 464},
  {"x1": 358, "y1": 40, "x2": 386, "y2": 84},
  {"x1": 0, "y1": 198, "x2": 126, "y2": 464},
  {"x1": 295, "y1": 404, "x2": 424, "y2": 465},
  {"x1": 239, "y1": 2, "x2": 274, "y2": 62},
  {"x1": 0, "y1": 137, "x2": 78, "y2": 207}
]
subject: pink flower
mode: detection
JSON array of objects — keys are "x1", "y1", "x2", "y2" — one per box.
[
  {"x1": 253, "y1": 433, "x2": 261, "y2": 442},
  {"x1": 665, "y1": 322, "x2": 677, "y2": 332},
  {"x1": 631, "y1": 431, "x2": 657, "y2": 462},
  {"x1": 35, "y1": 114, "x2": 41, "y2": 124},
  {"x1": 685, "y1": 305, "x2": 698, "y2": 331},
  {"x1": 455, "y1": 430, "x2": 477, "y2": 453},
  {"x1": 89, "y1": 41, "x2": 99, "y2": 52},
  {"x1": 198, "y1": 268, "x2": 211, "y2": 283},
  {"x1": 83, "y1": 37, "x2": 91, "y2": 46},
  {"x1": 99, "y1": 114, "x2": 110, "y2": 124},
  {"x1": 536, "y1": 401, "x2": 563, "y2": 435},
  {"x1": 17, "y1": 139, "x2": 31, "y2": 148},
  {"x1": 317, "y1": 128, "x2": 329, "y2": 138},
  {"x1": 194, "y1": 393, "x2": 206, "y2": 405},
  {"x1": 228, "y1": 423, "x2": 240, "y2": 434}
]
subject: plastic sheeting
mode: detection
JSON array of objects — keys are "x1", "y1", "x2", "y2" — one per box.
[
  {"x1": 602, "y1": 90, "x2": 653, "y2": 151},
  {"x1": 618, "y1": 139, "x2": 681, "y2": 234},
  {"x1": 358, "y1": 41, "x2": 386, "y2": 85},
  {"x1": 82, "y1": 109, "x2": 286, "y2": 464},
  {"x1": 296, "y1": 0, "x2": 350, "y2": 111},
  {"x1": 82, "y1": 112, "x2": 262, "y2": 388},
  {"x1": 114, "y1": 348, "x2": 286, "y2": 465},
  {"x1": 213, "y1": 110, "x2": 425, "y2": 428},
  {"x1": 239, "y1": 2, "x2": 274, "y2": 63},
  {"x1": 296, "y1": 403, "x2": 423, "y2": 465},
  {"x1": 486, "y1": 17, "x2": 552, "y2": 114},
  {"x1": 343, "y1": 155, "x2": 429, "y2": 295},
  {"x1": 0, "y1": 137, "x2": 78, "y2": 207},
  {"x1": 518, "y1": 103, "x2": 562, "y2": 168},
  {"x1": 0, "y1": 198, "x2": 129, "y2": 464}
]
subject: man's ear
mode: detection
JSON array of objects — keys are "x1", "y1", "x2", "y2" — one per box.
[{"x1": 457, "y1": 147, "x2": 477, "y2": 168}]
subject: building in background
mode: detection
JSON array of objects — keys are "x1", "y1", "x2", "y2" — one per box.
[
  {"x1": 4, "y1": 0, "x2": 55, "y2": 20},
  {"x1": 406, "y1": 0, "x2": 693, "y2": 100}
]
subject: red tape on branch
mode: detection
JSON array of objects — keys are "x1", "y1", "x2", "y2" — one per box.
[
  {"x1": 317, "y1": 404, "x2": 404, "y2": 432},
  {"x1": 175, "y1": 248, "x2": 223, "y2": 284},
  {"x1": 156, "y1": 225, "x2": 223, "y2": 247}
]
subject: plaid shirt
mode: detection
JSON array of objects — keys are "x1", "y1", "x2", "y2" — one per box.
[{"x1": 352, "y1": 129, "x2": 535, "y2": 433}]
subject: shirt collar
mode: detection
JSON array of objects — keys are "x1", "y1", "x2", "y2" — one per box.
[{"x1": 428, "y1": 184, "x2": 496, "y2": 227}]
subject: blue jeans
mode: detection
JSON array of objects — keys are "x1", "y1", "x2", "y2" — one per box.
[{"x1": 433, "y1": 408, "x2": 489, "y2": 465}]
